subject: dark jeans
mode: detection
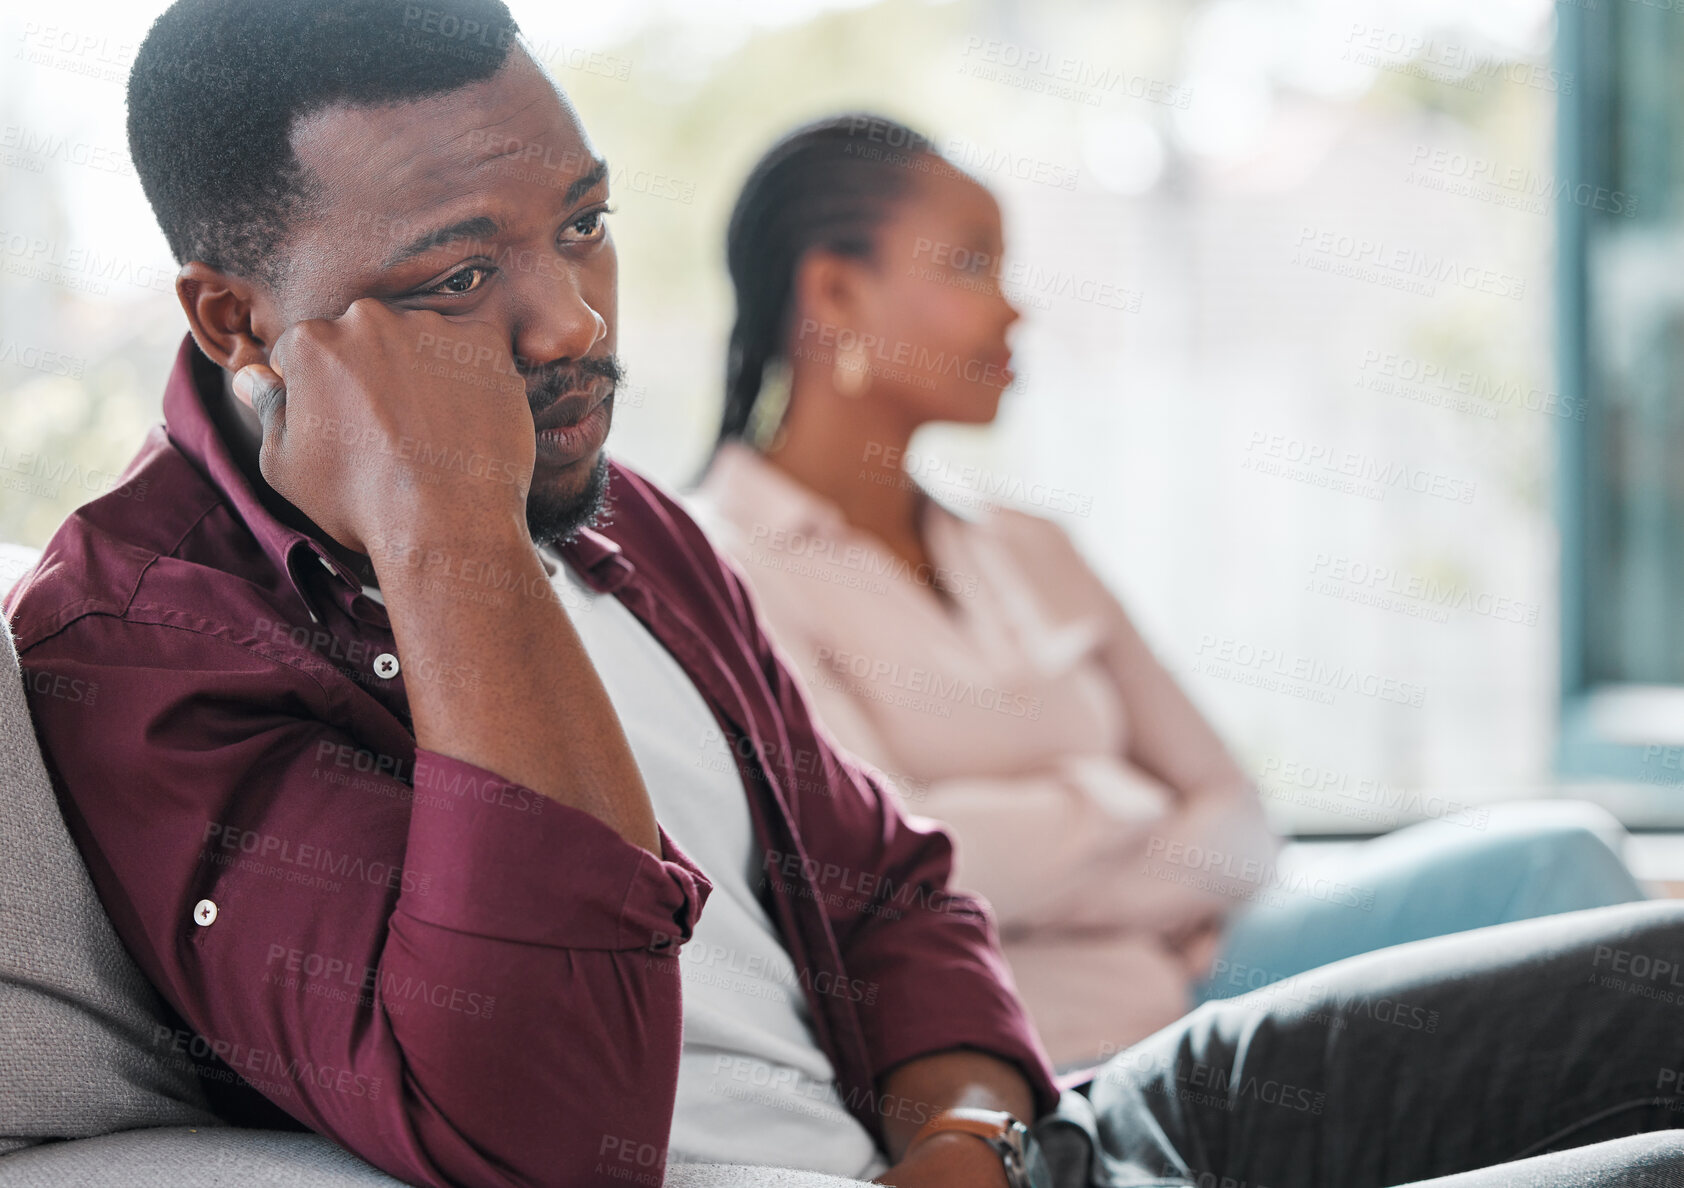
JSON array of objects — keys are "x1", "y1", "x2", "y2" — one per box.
[{"x1": 1030, "y1": 902, "x2": 1684, "y2": 1188}]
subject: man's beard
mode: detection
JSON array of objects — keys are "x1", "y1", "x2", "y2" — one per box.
[
  {"x1": 520, "y1": 353, "x2": 622, "y2": 548},
  {"x1": 526, "y1": 450, "x2": 610, "y2": 548}
]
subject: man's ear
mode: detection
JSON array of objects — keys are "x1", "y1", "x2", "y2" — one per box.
[{"x1": 176, "y1": 262, "x2": 274, "y2": 404}]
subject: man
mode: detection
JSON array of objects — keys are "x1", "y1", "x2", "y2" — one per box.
[{"x1": 5, "y1": 2, "x2": 1683, "y2": 1187}]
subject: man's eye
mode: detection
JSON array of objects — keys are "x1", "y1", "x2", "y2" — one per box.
[
  {"x1": 427, "y1": 266, "x2": 493, "y2": 296},
  {"x1": 562, "y1": 207, "x2": 613, "y2": 242}
]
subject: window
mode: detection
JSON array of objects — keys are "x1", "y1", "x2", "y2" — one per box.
[{"x1": 1559, "y1": 0, "x2": 1684, "y2": 789}]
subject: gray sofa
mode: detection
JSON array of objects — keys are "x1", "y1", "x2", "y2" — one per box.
[{"x1": 0, "y1": 542, "x2": 870, "y2": 1187}]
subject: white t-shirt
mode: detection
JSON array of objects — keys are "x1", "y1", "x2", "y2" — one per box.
[{"x1": 369, "y1": 555, "x2": 888, "y2": 1177}]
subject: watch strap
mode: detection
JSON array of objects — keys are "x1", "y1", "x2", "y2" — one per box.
[
  {"x1": 909, "y1": 1107, "x2": 1015, "y2": 1149},
  {"x1": 906, "y1": 1108, "x2": 1033, "y2": 1187}
]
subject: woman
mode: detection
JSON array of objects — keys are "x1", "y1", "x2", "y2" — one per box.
[{"x1": 688, "y1": 114, "x2": 1645, "y2": 1068}]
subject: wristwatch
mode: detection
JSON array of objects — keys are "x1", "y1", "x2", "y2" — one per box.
[{"x1": 906, "y1": 1107, "x2": 1034, "y2": 1187}]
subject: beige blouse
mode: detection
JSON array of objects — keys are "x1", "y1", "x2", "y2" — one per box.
[{"x1": 688, "y1": 443, "x2": 1277, "y2": 1064}]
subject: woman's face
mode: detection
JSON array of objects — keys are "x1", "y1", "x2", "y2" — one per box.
[{"x1": 853, "y1": 164, "x2": 1021, "y2": 426}]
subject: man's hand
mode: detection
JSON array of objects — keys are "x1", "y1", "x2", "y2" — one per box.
[
  {"x1": 874, "y1": 1131, "x2": 1011, "y2": 1187},
  {"x1": 232, "y1": 299, "x2": 534, "y2": 557}
]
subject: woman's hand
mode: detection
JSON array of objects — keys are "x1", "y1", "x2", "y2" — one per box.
[{"x1": 1168, "y1": 916, "x2": 1228, "y2": 983}]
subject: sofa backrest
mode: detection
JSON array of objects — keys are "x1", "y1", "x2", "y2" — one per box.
[{"x1": 0, "y1": 543, "x2": 218, "y2": 1152}]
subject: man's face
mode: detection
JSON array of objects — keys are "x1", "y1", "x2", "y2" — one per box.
[{"x1": 275, "y1": 49, "x2": 618, "y2": 546}]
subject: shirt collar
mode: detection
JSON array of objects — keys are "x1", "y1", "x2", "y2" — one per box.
[
  {"x1": 558, "y1": 522, "x2": 626, "y2": 586},
  {"x1": 699, "y1": 440, "x2": 851, "y2": 541},
  {"x1": 161, "y1": 333, "x2": 633, "y2": 615},
  {"x1": 162, "y1": 335, "x2": 360, "y2": 620},
  {"x1": 699, "y1": 438, "x2": 988, "y2": 546}
]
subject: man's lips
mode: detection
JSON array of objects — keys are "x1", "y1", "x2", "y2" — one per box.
[
  {"x1": 531, "y1": 387, "x2": 606, "y2": 433},
  {"x1": 533, "y1": 391, "x2": 612, "y2": 464}
]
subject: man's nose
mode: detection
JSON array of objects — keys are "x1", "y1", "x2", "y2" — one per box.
[{"x1": 510, "y1": 270, "x2": 607, "y2": 367}]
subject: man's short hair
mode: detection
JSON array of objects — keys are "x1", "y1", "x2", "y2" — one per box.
[{"x1": 127, "y1": 0, "x2": 522, "y2": 286}]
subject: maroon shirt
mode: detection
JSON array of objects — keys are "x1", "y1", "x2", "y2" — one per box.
[{"x1": 4, "y1": 337, "x2": 1057, "y2": 1187}]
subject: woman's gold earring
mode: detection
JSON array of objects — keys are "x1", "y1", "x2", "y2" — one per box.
[
  {"x1": 833, "y1": 340, "x2": 870, "y2": 398},
  {"x1": 746, "y1": 357, "x2": 794, "y2": 452}
]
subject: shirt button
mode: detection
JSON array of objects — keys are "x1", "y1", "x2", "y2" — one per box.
[
  {"x1": 373, "y1": 653, "x2": 400, "y2": 679},
  {"x1": 192, "y1": 899, "x2": 218, "y2": 927}
]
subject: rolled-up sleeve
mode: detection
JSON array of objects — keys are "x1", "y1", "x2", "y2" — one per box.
[
  {"x1": 21, "y1": 614, "x2": 709, "y2": 1188},
  {"x1": 403, "y1": 751, "x2": 708, "y2": 950}
]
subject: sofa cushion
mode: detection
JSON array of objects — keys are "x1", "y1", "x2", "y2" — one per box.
[
  {"x1": 0, "y1": 1128, "x2": 875, "y2": 1187},
  {"x1": 0, "y1": 545, "x2": 220, "y2": 1153},
  {"x1": 0, "y1": 1128, "x2": 404, "y2": 1187}
]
